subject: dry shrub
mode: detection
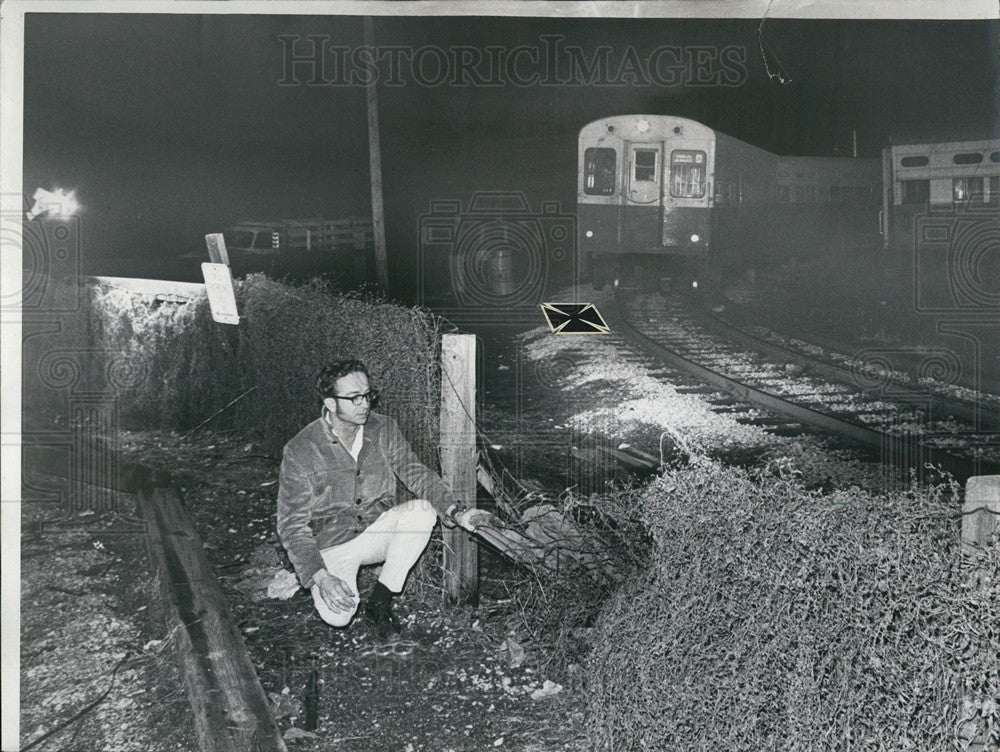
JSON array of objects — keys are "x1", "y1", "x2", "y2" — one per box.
[
  {"x1": 586, "y1": 459, "x2": 999, "y2": 751},
  {"x1": 488, "y1": 485, "x2": 653, "y2": 680},
  {"x1": 24, "y1": 274, "x2": 443, "y2": 459},
  {"x1": 232, "y1": 275, "x2": 441, "y2": 456}
]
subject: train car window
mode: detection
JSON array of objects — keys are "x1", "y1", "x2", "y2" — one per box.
[
  {"x1": 253, "y1": 231, "x2": 274, "y2": 249},
  {"x1": 970, "y1": 178, "x2": 986, "y2": 202},
  {"x1": 223, "y1": 230, "x2": 254, "y2": 249},
  {"x1": 901, "y1": 180, "x2": 929, "y2": 204},
  {"x1": 584, "y1": 147, "x2": 616, "y2": 195},
  {"x1": 670, "y1": 150, "x2": 706, "y2": 198},
  {"x1": 900, "y1": 156, "x2": 929, "y2": 167},
  {"x1": 953, "y1": 153, "x2": 984, "y2": 165},
  {"x1": 991, "y1": 152, "x2": 999, "y2": 163},
  {"x1": 953, "y1": 177, "x2": 985, "y2": 203},
  {"x1": 633, "y1": 149, "x2": 657, "y2": 182},
  {"x1": 990, "y1": 176, "x2": 999, "y2": 204}
]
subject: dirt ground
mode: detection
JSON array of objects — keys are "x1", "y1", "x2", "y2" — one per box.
[
  {"x1": 119, "y1": 429, "x2": 588, "y2": 752},
  {"x1": 19, "y1": 467, "x2": 197, "y2": 751}
]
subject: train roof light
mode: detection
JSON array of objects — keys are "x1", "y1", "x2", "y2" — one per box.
[{"x1": 637, "y1": 119, "x2": 650, "y2": 133}]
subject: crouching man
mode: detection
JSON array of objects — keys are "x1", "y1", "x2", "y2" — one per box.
[{"x1": 277, "y1": 360, "x2": 482, "y2": 638}]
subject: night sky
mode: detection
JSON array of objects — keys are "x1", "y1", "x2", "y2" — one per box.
[{"x1": 22, "y1": 13, "x2": 1000, "y2": 295}]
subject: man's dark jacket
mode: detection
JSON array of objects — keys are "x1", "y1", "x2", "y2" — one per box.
[{"x1": 276, "y1": 411, "x2": 456, "y2": 588}]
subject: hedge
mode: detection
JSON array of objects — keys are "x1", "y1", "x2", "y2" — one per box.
[
  {"x1": 586, "y1": 461, "x2": 999, "y2": 751},
  {"x1": 23, "y1": 274, "x2": 443, "y2": 459}
]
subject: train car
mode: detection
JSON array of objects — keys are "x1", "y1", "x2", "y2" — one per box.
[
  {"x1": 222, "y1": 216, "x2": 374, "y2": 283},
  {"x1": 772, "y1": 156, "x2": 881, "y2": 261},
  {"x1": 577, "y1": 115, "x2": 881, "y2": 290},
  {"x1": 881, "y1": 139, "x2": 1000, "y2": 250}
]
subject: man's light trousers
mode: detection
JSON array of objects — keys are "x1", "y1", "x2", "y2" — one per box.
[{"x1": 310, "y1": 498, "x2": 437, "y2": 627}]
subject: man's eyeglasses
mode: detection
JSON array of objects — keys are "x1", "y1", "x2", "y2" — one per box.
[{"x1": 331, "y1": 390, "x2": 379, "y2": 407}]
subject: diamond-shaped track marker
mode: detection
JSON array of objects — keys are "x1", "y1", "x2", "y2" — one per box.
[{"x1": 540, "y1": 303, "x2": 610, "y2": 334}]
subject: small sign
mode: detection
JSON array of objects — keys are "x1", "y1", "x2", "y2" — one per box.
[
  {"x1": 204, "y1": 233, "x2": 230, "y2": 265},
  {"x1": 201, "y1": 262, "x2": 240, "y2": 325}
]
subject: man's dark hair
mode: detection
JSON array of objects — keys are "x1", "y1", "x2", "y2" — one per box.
[{"x1": 316, "y1": 360, "x2": 370, "y2": 399}]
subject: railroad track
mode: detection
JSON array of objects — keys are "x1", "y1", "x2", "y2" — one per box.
[{"x1": 607, "y1": 288, "x2": 1000, "y2": 482}]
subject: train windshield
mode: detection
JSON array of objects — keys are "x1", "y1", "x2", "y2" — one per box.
[
  {"x1": 584, "y1": 147, "x2": 616, "y2": 195},
  {"x1": 633, "y1": 149, "x2": 657, "y2": 182},
  {"x1": 670, "y1": 150, "x2": 706, "y2": 198}
]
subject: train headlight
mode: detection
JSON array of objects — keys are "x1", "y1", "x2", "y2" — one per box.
[
  {"x1": 637, "y1": 119, "x2": 650, "y2": 133},
  {"x1": 690, "y1": 234, "x2": 700, "y2": 243},
  {"x1": 585, "y1": 230, "x2": 593, "y2": 238},
  {"x1": 692, "y1": 280, "x2": 699, "y2": 289}
]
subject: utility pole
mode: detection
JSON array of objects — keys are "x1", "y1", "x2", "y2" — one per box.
[{"x1": 364, "y1": 16, "x2": 389, "y2": 291}]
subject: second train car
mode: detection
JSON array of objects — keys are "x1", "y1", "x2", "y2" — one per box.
[{"x1": 577, "y1": 115, "x2": 881, "y2": 290}]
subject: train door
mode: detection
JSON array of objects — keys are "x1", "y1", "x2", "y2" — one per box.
[{"x1": 624, "y1": 141, "x2": 664, "y2": 251}]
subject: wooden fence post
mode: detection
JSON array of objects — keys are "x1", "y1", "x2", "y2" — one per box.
[
  {"x1": 439, "y1": 333, "x2": 478, "y2": 604},
  {"x1": 959, "y1": 475, "x2": 999, "y2": 751}
]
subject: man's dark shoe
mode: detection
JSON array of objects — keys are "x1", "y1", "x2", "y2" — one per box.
[{"x1": 364, "y1": 598, "x2": 402, "y2": 640}]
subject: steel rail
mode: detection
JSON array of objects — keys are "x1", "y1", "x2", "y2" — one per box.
[
  {"x1": 607, "y1": 293, "x2": 998, "y2": 482},
  {"x1": 685, "y1": 291, "x2": 1000, "y2": 431}
]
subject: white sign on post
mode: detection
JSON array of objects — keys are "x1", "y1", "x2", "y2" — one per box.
[{"x1": 201, "y1": 262, "x2": 240, "y2": 325}]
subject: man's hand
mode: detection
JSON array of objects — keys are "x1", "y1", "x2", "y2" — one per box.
[
  {"x1": 445, "y1": 504, "x2": 495, "y2": 532},
  {"x1": 312, "y1": 569, "x2": 357, "y2": 613}
]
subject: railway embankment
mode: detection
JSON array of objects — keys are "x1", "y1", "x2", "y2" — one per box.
[{"x1": 508, "y1": 294, "x2": 997, "y2": 749}]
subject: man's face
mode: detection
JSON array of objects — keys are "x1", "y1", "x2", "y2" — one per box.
[{"x1": 323, "y1": 371, "x2": 372, "y2": 427}]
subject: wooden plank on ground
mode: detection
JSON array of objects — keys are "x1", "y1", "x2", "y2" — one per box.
[
  {"x1": 23, "y1": 443, "x2": 161, "y2": 494},
  {"x1": 137, "y1": 484, "x2": 287, "y2": 752}
]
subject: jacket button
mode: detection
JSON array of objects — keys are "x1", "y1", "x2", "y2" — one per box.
[
  {"x1": 357, "y1": 514, "x2": 363, "y2": 522},
  {"x1": 355, "y1": 498, "x2": 362, "y2": 505},
  {"x1": 356, "y1": 468, "x2": 361, "y2": 476}
]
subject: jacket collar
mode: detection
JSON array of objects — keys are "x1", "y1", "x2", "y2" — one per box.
[{"x1": 316, "y1": 409, "x2": 382, "y2": 450}]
